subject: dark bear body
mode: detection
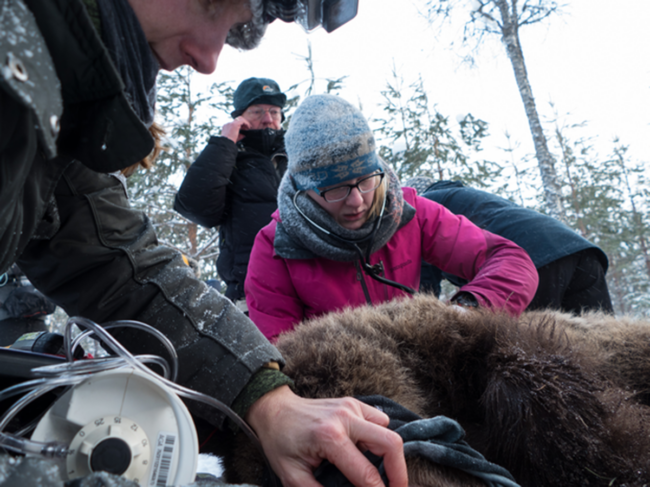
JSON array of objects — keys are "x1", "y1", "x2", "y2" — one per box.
[{"x1": 220, "y1": 295, "x2": 650, "y2": 486}]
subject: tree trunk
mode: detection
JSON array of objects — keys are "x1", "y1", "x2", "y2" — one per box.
[{"x1": 494, "y1": 0, "x2": 565, "y2": 221}]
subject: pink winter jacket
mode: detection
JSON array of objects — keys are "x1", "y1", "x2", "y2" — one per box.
[{"x1": 246, "y1": 187, "x2": 538, "y2": 340}]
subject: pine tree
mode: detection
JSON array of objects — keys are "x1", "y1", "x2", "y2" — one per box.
[
  {"x1": 545, "y1": 111, "x2": 650, "y2": 316},
  {"x1": 497, "y1": 131, "x2": 538, "y2": 207},
  {"x1": 608, "y1": 142, "x2": 650, "y2": 315},
  {"x1": 374, "y1": 69, "x2": 500, "y2": 187},
  {"x1": 282, "y1": 40, "x2": 347, "y2": 125}
]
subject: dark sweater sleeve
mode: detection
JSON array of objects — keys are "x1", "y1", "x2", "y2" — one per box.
[{"x1": 174, "y1": 136, "x2": 238, "y2": 228}]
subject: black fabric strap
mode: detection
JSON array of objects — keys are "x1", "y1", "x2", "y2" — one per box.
[
  {"x1": 96, "y1": 0, "x2": 158, "y2": 127},
  {"x1": 354, "y1": 261, "x2": 373, "y2": 305}
]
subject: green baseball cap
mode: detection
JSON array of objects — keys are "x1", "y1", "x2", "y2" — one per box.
[{"x1": 231, "y1": 77, "x2": 287, "y2": 118}]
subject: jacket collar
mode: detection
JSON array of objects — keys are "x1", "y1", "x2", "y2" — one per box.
[{"x1": 24, "y1": 0, "x2": 154, "y2": 172}]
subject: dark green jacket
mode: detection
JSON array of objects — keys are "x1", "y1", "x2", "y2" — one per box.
[{"x1": 0, "y1": 0, "x2": 285, "y2": 426}]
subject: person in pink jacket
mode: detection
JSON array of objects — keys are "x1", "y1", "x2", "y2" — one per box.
[{"x1": 245, "y1": 94, "x2": 538, "y2": 340}]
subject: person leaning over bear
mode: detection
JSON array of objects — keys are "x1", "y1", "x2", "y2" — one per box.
[
  {"x1": 175, "y1": 77, "x2": 288, "y2": 314},
  {"x1": 245, "y1": 94, "x2": 539, "y2": 341},
  {"x1": 0, "y1": 0, "x2": 408, "y2": 486},
  {"x1": 405, "y1": 178, "x2": 614, "y2": 315}
]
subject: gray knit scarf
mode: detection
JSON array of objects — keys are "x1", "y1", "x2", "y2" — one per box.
[{"x1": 276, "y1": 163, "x2": 415, "y2": 262}]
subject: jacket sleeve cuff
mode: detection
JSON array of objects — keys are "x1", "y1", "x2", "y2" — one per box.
[
  {"x1": 228, "y1": 367, "x2": 294, "y2": 432},
  {"x1": 450, "y1": 291, "x2": 479, "y2": 308}
]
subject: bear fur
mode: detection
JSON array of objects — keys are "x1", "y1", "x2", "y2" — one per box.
[{"x1": 220, "y1": 294, "x2": 650, "y2": 486}]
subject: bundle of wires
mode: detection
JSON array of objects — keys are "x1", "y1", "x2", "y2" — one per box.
[{"x1": 0, "y1": 316, "x2": 269, "y2": 480}]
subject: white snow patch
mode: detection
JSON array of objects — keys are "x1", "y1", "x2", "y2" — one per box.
[
  {"x1": 1, "y1": 65, "x2": 12, "y2": 80},
  {"x1": 196, "y1": 453, "x2": 224, "y2": 478},
  {"x1": 468, "y1": 0, "x2": 482, "y2": 12},
  {"x1": 392, "y1": 137, "x2": 407, "y2": 154}
]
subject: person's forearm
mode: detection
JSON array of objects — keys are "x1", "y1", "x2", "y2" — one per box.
[
  {"x1": 18, "y1": 160, "x2": 283, "y2": 425},
  {"x1": 459, "y1": 230, "x2": 538, "y2": 315}
]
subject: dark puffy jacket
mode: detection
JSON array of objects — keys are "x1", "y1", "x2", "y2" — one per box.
[
  {"x1": 1, "y1": 0, "x2": 282, "y2": 426},
  {"x1": 174, "y1": 130, "x2": 287, "y2": 301},
  {"x1": 422, "y1": 181, "x2": 608, "y2": 270}
]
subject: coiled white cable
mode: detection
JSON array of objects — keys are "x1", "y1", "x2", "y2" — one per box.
[{"x1": 0, "y1": 316, "x2": 266, "y2": 472}]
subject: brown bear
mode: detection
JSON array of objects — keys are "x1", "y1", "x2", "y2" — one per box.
[{"x1": 218, "y1": 294, "x2": 650, "y2": 486}]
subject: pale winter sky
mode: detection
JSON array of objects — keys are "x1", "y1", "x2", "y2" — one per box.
[{"x1": 201, "y1": 0, "x2": 650, "y2": 170}]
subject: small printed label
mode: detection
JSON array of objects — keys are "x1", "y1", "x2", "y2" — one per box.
[{"x1": 149, "y1": 432, "x2": 177, "y2": 487}]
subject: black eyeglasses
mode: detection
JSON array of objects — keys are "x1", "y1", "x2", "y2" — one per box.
[{"x1": 315, "y1": 172, "x2": 385, "y2": 203}]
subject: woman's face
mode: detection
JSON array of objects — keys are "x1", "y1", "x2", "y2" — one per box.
[{"x1": 307, "y1": 174, "x2": 379, "y2": 231}]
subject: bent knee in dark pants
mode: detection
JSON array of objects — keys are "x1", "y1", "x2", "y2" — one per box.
[{"x1": 528, "y1": 249, "x2": 613, "y2": 315}]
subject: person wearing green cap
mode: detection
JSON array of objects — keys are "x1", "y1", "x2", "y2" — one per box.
[{"x1": 175, "y1": 77, "x2": 288, "y2": 312}]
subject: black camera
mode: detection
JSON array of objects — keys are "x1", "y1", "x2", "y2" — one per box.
[{"x1": 265, "y1": 0, "x2": 359, "y2": 33}]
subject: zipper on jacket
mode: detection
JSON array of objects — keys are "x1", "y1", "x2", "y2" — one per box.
[{"x1": 355, "y1": 260, "x2": 373, "y2": 305}]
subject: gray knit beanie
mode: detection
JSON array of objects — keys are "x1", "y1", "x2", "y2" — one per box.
[{"x1": 286, "y1": 94, "x2": 383, "y2": 191}]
